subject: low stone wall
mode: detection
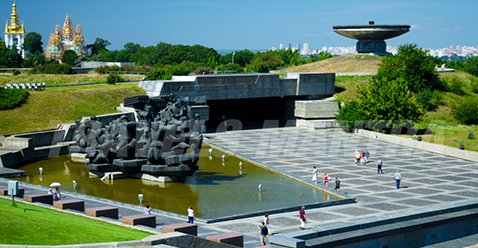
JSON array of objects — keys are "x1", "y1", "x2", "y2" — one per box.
[
  {"x1": 0, "y1": 111, "x2": 137, "y2": 169},
  {"x1": 355, "y1": 129, "x2": 478, "y2": 162},
  {"x1": 271, "y1": 199, "x2": 478, "y2": 248}
]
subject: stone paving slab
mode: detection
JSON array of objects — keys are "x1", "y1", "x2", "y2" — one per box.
[{"x1": 203, "y1": 127, "x2": 478, "y2": 245}]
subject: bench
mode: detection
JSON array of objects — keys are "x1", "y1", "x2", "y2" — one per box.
[
  {"x1": 23, "y1": 194, "x2": 53, "y2": 205},
  {"x1": 0, "y1": 187, "x2": 24, "y2": 197},
  {"x1": 207, "y1": 232, "x2": 243, "y2": 247},
  {"x1": 162, "y1": 222, "x2": 198, "y2": 236},
  {"x1": 53, "y1": 199, "x2": 85, "y2": 212},
  {"x1": 86, "y1": 206, "x2": 119, "y2": 219},
  {"x1": 122, "y1": 214, "x2": 156, "y2": 228}
]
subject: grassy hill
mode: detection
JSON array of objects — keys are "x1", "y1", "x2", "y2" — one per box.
[
  {"x1": 283, "y1": 54, "x2": 382, "y2": 73},
  {"x1": 335, "y1": 72, "x2": 478, "y2": 151},
  {"x1": 0, "y1": 84, "x2": 145, "y2": 135}
]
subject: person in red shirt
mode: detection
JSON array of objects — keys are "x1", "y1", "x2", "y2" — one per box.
[{"x1": 299, "y1": 206, "x2": 306, "y2": 230}]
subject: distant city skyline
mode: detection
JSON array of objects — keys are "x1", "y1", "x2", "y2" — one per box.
[{"x1": 1, "y1": 0, "x2": 477, "y2": 51}]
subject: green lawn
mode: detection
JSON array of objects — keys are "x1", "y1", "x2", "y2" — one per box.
[
  {"x1": 0, "y1": 84, "x2": 145, "y2": 135},
  {"x1": 0, "y1": 72, "x2": 144, "y2": 86},
  {"x1": 0, "y1": 197, "x2": 151, "y2": 245},
  {"x1": 335, "y1": 75, "x2": 372, "y2": 103}
]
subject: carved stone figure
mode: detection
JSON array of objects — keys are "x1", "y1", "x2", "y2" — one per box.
[{"x1": 73, "y1": 95, "x2": 203, "y2": 179}]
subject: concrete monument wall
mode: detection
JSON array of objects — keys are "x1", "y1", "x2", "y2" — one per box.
[{"x1": 138, "y1": 73, "x2": 335, "y2": 100}]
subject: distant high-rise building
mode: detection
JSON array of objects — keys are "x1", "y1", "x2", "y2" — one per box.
[
  {"x1": 301, "y1": 43, "x2": 309, "y2": 55},
  {"x1": 288, "y1": 43, "x2": 292, "y2": 50},
  {"x1": 279, "y1": 43, "x2": 285, "y2": 50}
]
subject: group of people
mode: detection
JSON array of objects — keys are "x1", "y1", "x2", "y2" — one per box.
[
  {"x1": 355, "y1": 150, "x2": 403, "y2": 189},
  {"x1": 311, "y1": 166, "x2": 340, "y2": 191},
  {"x1": 354, "y1": 149, "x2": 370, "y2": 165},
  {"x1": 48, "y1": 187, "x2": 61, "y2": 201},
  {"x1": 258, "y1": 213, "x2": 271, "y2": 245}
]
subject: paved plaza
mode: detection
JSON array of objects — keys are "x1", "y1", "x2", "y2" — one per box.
[
  {"x1": 2, "y1": 126, "x2": 478, "y2": 247},
  {"x1": 204, "y1": 127, "x2": 478, "y2": 246}
]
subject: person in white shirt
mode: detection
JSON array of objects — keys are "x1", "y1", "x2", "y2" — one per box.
[
  {"x1": 394, "y1": 171, "x2": 401, "y2": 189},
  {"x1": 144, "y1": 205, "x2": 152, "y2": 215},
  {"x1": 187, "y1": 206, "x2": 195, "y2": 223}
]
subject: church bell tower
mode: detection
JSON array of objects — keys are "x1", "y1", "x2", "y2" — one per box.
[{"x1": 4, "y1": 3, "x2": 25, "y2": 58}]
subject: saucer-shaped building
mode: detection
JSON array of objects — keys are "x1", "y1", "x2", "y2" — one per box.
[{"x1": 333, "y1": 21, "x2": 410, "y2": 55}]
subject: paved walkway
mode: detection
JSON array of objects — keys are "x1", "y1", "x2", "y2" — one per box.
[
  {"x1": 203, "y1": 127, "x2": 478, "y2": 246},
  {"x1": 3, "y1": 126, "x2": 478, "y2": 247}
]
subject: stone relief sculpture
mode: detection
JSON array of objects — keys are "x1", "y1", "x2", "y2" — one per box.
[{"x1": 70, "y1": 96, "x2": 203, "y2": 179}]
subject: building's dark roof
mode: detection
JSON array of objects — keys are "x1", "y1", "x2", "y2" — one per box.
[{"x1": 333, "y1": 24, "x2": 410, "y2": 40}]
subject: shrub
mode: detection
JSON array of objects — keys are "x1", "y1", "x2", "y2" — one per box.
[
  {"x1": 106, "y1": 74, "x2": 124, "y2": 84},
  {"x1": 12, "y1": 70, "x2": 20, "y2": 76},
  {"x1": 194, "y1": 66, "x2": 212, "y2": 75},
  {"x1": 33, "y1": 64, "x2": 71, "y2": 74},
  {"x1": 416, "y1": 89, "x2": 442, "y2": 111},
  {"x1": 464, "y1": 56, "x2": 478, "y2": 77},
  {"x1": 468, "y1": 130, "x2": 476, "y2": 140},
  {"x1": 447, "y1": 76, "x2": 465, "y2": 95},
  {"x1": 451, "y1": 97, "x2": 478, "y2": 125},
  {"x1": 145, "y1": 67, "x2": 172, "y2": 80},
  {"x1": 470, "y1": 76, "x2": 478, "y2": 94},
  {"x1": 215, "y1": 63, "x2": 242, "y2": 73},
  {"x1": 335, "y1": 100, "x2": 365, "y2": 132},
  {"x1": 0, "y1": 88, "x2": 29, "y2": 110}
]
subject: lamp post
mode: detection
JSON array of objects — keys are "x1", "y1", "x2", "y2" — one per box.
[
  {"x1": 138, "y1": 194, "x2": 144, "y2": 204},
  {"x1": 232, "y1": 51, "x2": 235, "y2": 64}
]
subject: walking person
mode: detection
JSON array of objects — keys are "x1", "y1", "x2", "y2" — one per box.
[
  {"x1": 377, "y1": 157, "x2": 384, "y2": 174},
  {"x1": 323, "y1": 172, "x2": 329, "y2": 188},
  {"x1": 258, "y1": 221, "x2": 269, "y2": 246},
  {"x1": 311, "y1": 166, "x2": 318, "y2": 184},
  {"x1": 354, "y1": 150, "x2": 360, "y2": 165},
  {"x1": 334, "y1": 177, "x2": 341, "y2": 191},
  {"x1": 364, "y1": 149, "x2": 370, "y2": 163},
  {"x1": 394, "y1": 170, "x2": 401, "y2": 189},
  {"x1": 263, "y1": 213, "x2": 271, "y2": 235},
  {"x1": 187, "y1": 206, "x2": 195, "y2": 224},
  {"x1": 359, "y1": 149, "x2": 365, "y2": 165},
  {"x1": 299, "y1": 206, "x2": 307, "y2": 230}
]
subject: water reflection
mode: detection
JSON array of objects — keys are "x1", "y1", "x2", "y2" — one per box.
[{"x1": 14, "y1": 145, "x2": 336, "y2": 219}]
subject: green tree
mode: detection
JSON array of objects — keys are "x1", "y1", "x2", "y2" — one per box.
[
  {"x1": 22, "y1": 51, "x2": 46, "y2": 67},
  {"x1": 246, "y1": 51, "x2": 282, "y2": 73},
  {"x1": 376, "y1": 44, "x2": 444, "y2": 93},
  {"x1": 220, "y1": 49, "x2": 255, "y2": 67},
  {"x1": 358, "y1": 77, "x2": 424, "y2": 130},
  {"x1": 6, "y1": 46, "x2": 23, "y2": 68},
  {"x1": 61, "y1": 50, "x2": 79, "y2": 66},
  {"x1": 335, "y1": 100, "x2": 365, "y2": 132},
  {"x1": 145, "y1": 66, "x2": 173, "y2": 80},
  {"x1": 124, "y1": 42, "x2": 141, "y2": 54},
  {"x1": 23, "y1": 32, "x2": 43, "y2": 54},
  {"x1": 87, "y1": 37, "x2": 111, "y2": 56},
  {"x1": 463, "y1": 56, "x2": 478, "y2": 77}
]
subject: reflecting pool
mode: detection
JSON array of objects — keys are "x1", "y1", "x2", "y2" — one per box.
[{"x1": 14, "y1": 145, "x2": 336, "y2": 219}]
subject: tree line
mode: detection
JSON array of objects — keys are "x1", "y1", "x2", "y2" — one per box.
[{"x1": 0, "y1": 32, "x2": 332, "y2": 77}]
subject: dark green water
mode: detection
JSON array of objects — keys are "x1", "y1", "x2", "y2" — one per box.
[{"x1": 14, "y1": 145, "x2": 335, "y2": 219}]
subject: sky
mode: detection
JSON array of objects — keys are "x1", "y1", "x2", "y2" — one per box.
[{"x1": 2, "y1": 0, "x2": 477, "y2": 51}]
